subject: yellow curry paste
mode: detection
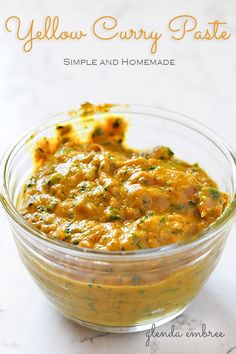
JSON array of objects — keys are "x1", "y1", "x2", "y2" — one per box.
[{"x1": 18, "y1": 115, "x2": 229, "y2": 251}]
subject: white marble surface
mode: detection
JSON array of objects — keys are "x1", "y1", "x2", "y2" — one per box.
[{"x1": 0, "y1": 1, "x2": 236, "y2": 353}]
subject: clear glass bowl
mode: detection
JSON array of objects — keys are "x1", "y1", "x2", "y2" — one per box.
[{"x1": 0, "y1": 104, "x2": 236, "y2": 333}]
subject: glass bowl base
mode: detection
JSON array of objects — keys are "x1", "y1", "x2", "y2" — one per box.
[{"x1": 64, "y1": 305, "x2": 188, "y2": 333}]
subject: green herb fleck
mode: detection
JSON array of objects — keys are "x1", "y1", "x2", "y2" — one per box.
[
  {"x1": 80, "y1": 183, "x2": 87, "y2": 192},
  {"x1": 172, "y1": 204, "x2": 185, "y2": 211},
  {"x1": 159, "y1": 216, "x2": 166, "y2": 223},
  {"x1": 112, "y1": 118, "x2": 122, "y2": 128},
  {"x1": 27, "y1": 177, "x2": 35, "y2": 188},
  {"x1": 132, "y1": 275, "x2": 141, "y2": 284},
  {"x1": 46, "y1": 173, "x2": 62, "y2": 187},
  {"x1": 132, "y1": 233, "x2": 138, "y2": 243},
  {"x1": 37, "y1": 206, "x2": 45, "y2": 212},
  {"x1": 55, "y1": 147, "x2": 74, "y2": 156},
  {"x1": 46, "y1": 202, "x2": 58, "y2": 213},
  {"x1": 146, "y1": 211, "x2": 155, "y2": 218},
  {"x1": 143, "y1": 198, "x2": 150, "y2": 205},
  {"x1": 108, "y1": 214, "x2": 120, "y2": 221},
  {"x1": 209, "y1": 188, "x2": 220, "y2": 200},
  {"x1": 65, "y1": 227, "x2": 71, "y2": 234},
  {"x1": 137, "y1": 241, "x2": 145, "y2": 249},
  {"x1": 191, "y1": 163, "x2": 199, "y2": 172},
  {"x1": 149, "y1": 165, "x2": 158, "y2": 170},
  {"x1": 167, "y1": 148, "x2": 174, "y2": 157},
  {"x1": 92, "y1": 127, "x2": 103, "y2": 137}
]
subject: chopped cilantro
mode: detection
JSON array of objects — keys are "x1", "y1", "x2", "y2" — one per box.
[
  {"x1": 137, "y1": 241, "x2": 145, "y2": 249},
  {"x1": 146, "y1": 211, "x2": 155, "y2": 218},
  {"x1": 80, "y1": 183, "x2": 87, "y2": 192},
  {"x1": 108, "y1": 214, "x2": 120, "y2": 221},
  {"x1": 209, "y1": 188, "x2": 220, "y2": 200},
  {"x1": 167, "y1": 148, "x2": 174, "y2": 157},
  {"x1": 37, "y1": 206, "x2": 45, "y2": 212},
  {"x1": 65, "y1": 226, "x2": 71, "y2": 234},
  {"x1": 112, "y1": 118, "x2": 122, "y2": 128},
  {"x1": 143, "y1": 198, "x2": 150, "y2": 205},
  {"x1": 92, "y1": 127, "x2": 103, "y2": 137},
  {"x1": 191, "y1": 163, "x2": 199, "y2": 172},
  {"x1": 55, "y1": 147, "x2": 74, "y2": 156},
  {"x1": 46, "y1": 173, "x2": 62, "y2": 187},
  {"x1": 46, "y1": 202, "x2": 58, "y2": 213},
  {"x1": 159, "y1": 216, "x2": 166, "y2": 223},
  {"x1": 27, "y1": 177, "x2": 35, "y2": 188},
  {"x1": 131, "y1": 233, "x2": 138, "y2": 243}
]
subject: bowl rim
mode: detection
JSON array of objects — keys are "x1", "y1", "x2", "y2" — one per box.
[{"x1": 1, "y1": 103, "x2": 236, "y2": 260}]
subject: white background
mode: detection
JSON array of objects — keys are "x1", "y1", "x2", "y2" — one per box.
[{"x1": 0, "y1": 1, "x2": 235, "y2": 353}]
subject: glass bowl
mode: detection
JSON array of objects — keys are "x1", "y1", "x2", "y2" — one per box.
[{"x1": 0, "y1": 104, "x2": 236, "y2": 333}]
